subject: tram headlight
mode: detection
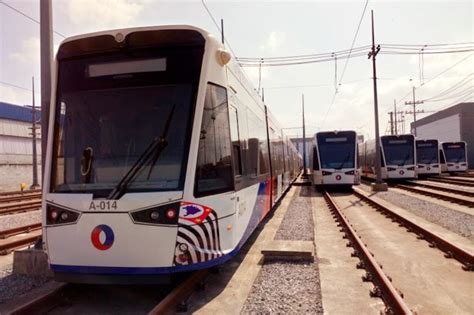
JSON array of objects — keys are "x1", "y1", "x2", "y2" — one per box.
[
  {"x1": 407, "y1": 167, "x2": 415, "y2": 171},
  {"x1": 130, "y1": 202, "x2": 180, "y2": 225},
  {"x1": 46, "y1": 205, "x2": 80, "y2": 225},
  {"x1": 150, "y1": 211, "x2": 160, "y2": 220}
]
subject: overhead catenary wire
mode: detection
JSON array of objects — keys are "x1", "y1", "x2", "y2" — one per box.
[
  {"x1": 422, "y1": 73, "x2": 473, "y2": 101},
  {"x1": 320, "y1": 0, "x2": 369, "y2": 129},
  {"x1": 0, "y1": 0, "x2": 66, "y2": 38}
]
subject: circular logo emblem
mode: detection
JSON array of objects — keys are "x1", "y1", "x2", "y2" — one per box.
[
  {"x1": 91, "y1": 224, "x2": 114, "y2": 250},
  {"x1": 427, "y1": 167, "x2": 431, "y2": 171},
  {"x1": 335, "y1": 175, "x2": 342, "y2": 181},
  {"x1": 399, "y1": 170, "x2": 405, "y2": 175}
]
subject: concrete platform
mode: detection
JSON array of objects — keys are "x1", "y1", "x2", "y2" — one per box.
[
  {"x1": 13, "y1": 248, "x2": 53, "y2": 277},
  {"x1": 261, "y1": 240, "x2": 314, "y2": 262}
]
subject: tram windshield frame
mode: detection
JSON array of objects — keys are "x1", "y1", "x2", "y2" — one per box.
[
  {"x1": 416, "y1": 140, "x2": 439, "y2": 164},
  {"x1": 381, "y1": 136, "x2": 415, "y2": 166},
  {"x1": 317, "y1": 132, "x2": 356, "y2": 169},
  {"x1": 50, "y1": 44, "x2": 204, "y2": 197},
  {"x1": 442, "y1": 143, "x2": 466, "y2": 163}
]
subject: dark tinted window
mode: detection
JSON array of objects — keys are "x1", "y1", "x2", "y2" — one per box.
[
  {"x1": 416, "y1": 141, "x2": 438, "y2": 164},
  {"x1": 442, "y1": 143, "x2": 466, "y2": 163},
  {"x1": 51, "y1": 46, "x2": 203, "y2": 196},
  {"x1": 381, "y1": 136, "x2": 415, "y2": 166},
  {"x1": 317, "y1": 133, "x2": 356, "y2": 169},
  {"x1": 195, "y1": 84, "x2": 233, "y2": 196}
]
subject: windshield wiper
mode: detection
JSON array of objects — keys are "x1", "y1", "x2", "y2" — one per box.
[
  {"x1": 336, "y1": 154, "x2": 351, "y2": 170},
  {"x1": 107, "y1": 105, "x2": 176, "y2": 200},
  {"x1": 399, "y1": 154, "x2": 411, "y2": 166}
]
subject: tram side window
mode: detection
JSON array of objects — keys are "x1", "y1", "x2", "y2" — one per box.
[
  {"x1": 229, "y1": 105, "x2": 242, "y2": 176},
  {"x1": 195, "y1": 84, "x2": 234, "y2": 197}
]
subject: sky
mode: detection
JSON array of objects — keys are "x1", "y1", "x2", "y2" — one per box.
[{"x1": 0, "y1": 0, "x2": 472, "y2": 140}]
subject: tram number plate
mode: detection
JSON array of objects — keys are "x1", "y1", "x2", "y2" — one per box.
[{"x1": 89, "y1": 201, "x2": 118, "y2": 211}]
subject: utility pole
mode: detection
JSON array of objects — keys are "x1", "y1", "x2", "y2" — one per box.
[
  {"x1": 405, "y1": 86, "x2": 424, "y2": 136},
  {"x1": 393, "y1": 99, "x2": 397, "y2": 135},
  {"x1": 368, "y1": 10, "x2": 387, "y2": 191},
  {"x1": 302, "y1": 94, "x2": 307, "y2": 176},
  {"x1": 220, "y1": 19, "x2": 224, "y2": 44},
  {"x1": 389, "y1": 111, "x2": 394, "y2": 135},
  {"x1": 30, "y1": 77, "x2": 40, "y2": 189},
  {"x1": 40, "y1": 0, "x2": 53, "y2": 180}
]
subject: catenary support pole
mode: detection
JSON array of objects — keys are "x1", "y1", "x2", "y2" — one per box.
[
  {"x1": 40, "y1": 0, "x2": 53, "y2": 181},
  {"x1": 31, "y1": 77, "x2": 39, "y2": 189},
  {"x1": 368, "y1": 10, "x2": 387, "y2": 191}
]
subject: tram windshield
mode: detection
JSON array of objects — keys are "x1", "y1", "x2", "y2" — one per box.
[
  {"x1": 51, "y1": 46, "x2": 203, "y2": 196},
  {"x1": 317, "y1": 132, "x2": 356, "y2": 169},
  {"x1": 381, "y1": 136, "x2": 415, "y2": 166},
  {"x1": 442, "y1": 143, "x2": 466, "y2": 163},
  {"x1": 416, "y1": 141, "x2": 438, "y2": 164}
]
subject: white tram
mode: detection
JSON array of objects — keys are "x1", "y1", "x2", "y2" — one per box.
[
  {"x1": 359, "y1": 134, "x2": 417, "y2": 180},
  {"x1": 42, "y1": 25, "x2": 302, "y2": 283},
  {"x1": 416, "y1": 139, "x2": 441, "y2": 176},
  {"x1": 440, "y1": 141, "x2": 468, "y2": 173},
  {"x1": 309, "y1": 130, "x2": 360, "y2": 187}
]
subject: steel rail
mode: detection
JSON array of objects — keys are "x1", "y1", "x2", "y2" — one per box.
[
  {"x1": 0, "y1": 189, "x2": 41, "y2": 197},
  {"x1": 408, "y1": 181, "x2": 474, "y2": 197},
  {"x1": 0, "y1": 193, "x2": 42, "y2": 203},
  {"x1": 428, "y1": 177, "x2": 474, "y2": 187},
  {"x1": 353, "y1": 187, "x2": 474, "y2": 270},
  {"x1": 323, "y1": 191, "x2": 412, "y2": 315},
  {"x1": 0, "y1": 222, "x2": 42, "y2": 239},
  {"x1": 0, "y1": 201, "x2": 42, "y2": 215},
  {"x1": 395, "y1": 184, "x2": 474, "y2": 207},
  {"x1": 9, "y1": 283, "x2": 71, "y2": 315},
  {"x1": 0, "y1": 230, "x2": 42, "y2": 255},
  {"x1": 148, "y1": 269, "x2": 209, "y2": 315}
]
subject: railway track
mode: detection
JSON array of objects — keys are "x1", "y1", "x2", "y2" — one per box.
[
  {"x1": 0, "y1": 192, "x2": 42, "y2": 204},
  {"x1": 324, "y1": 188, "x2": 474, "y2": 313},
  {"x1": 352, "y1": 187, "x2": 474, "y2": 270},
  {"x1": 0, "y1": 200, "x2": 42, "y2": 216},
  {"x1": 0, "y1": 227, "x2": 42, "y2": 255},
  {"x1": 9, "y1": 270, "x2": 210, "y2": 314},
  {"x1": 428, "y1": 176, "x2": 474, "y2": 187},
  {"x1": 394, "y1": 183, "x2": 474, "y2": 207},
  {"x1": 323, "y1": 191, "x2": 412, "y2": 314},
  {"x1": 408, "y1": 180, "x2": 474, "y2": 197}
]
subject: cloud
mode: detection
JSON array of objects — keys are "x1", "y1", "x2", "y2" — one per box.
[
  {"x1": 259, "y1": 31, "x2": 286, "y2": 54},
  {"x1": 66, "y1": 0, "x2": 144, "y2": 32},
  {"x1": 10, "y1": 37, "x2": 40, "y2": 65},
  {"x1": 0, "y1": 85, "x2": 32, "y2": 106}
]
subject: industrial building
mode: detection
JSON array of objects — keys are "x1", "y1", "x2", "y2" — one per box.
[
  {"x1": 0, "y1": 101, "x2": 41, "y2": 191},
  {"x1": 411, "y1": 102, "x2": 473, "y2": 168}
]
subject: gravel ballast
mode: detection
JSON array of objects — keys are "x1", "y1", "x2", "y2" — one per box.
[
  {"x1": 0, "y1": 210, "x2": 41, "y2": 231},
  {"x1": 359, "y1": 183, "x2": 474, "y2": 241},
  {"x1": 275, "y1": 186, "x2": 314, "y2": 241},
  {"x1": 242, "y1": 186, "x2": 324, "y2": 314},
  {"x1": 241, "y1": 260, "x2": 323, "y2": 314},
  {"x1": 0, "y1": 265, "x2": 50, "y2": 304}
]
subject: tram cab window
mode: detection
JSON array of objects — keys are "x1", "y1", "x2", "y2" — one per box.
[{"x1": 195, "y1": 84, "x2": 234, "y2": 197}]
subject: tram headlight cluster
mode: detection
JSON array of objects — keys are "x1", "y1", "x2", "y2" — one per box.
[
  {"x1": 46, "y1": 205, "x2": 80, "y2": 225},
  {"x1": 130, "y1": 202, "x2": 180, "y2": 225}
]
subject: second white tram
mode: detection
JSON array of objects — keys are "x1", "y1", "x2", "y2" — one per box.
[
  {"x1": 416, "y1": 139, "x2": 441, "y2": 176},
  {"x1": 359, "y1": 134, "x2": 417, "y2": 180},
  {"x1": 310, "y1": 130, "x2": 360, "y2": 187},
  {"x1": 440, "y1": 141, "x2": 468, "y2": 172}
]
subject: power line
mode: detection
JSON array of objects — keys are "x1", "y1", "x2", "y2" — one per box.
[
  {"x1": 320, "y1": 0, "x2": 369, "y2": 129},
  {"x1": 0, "y1": 80, "x2": 41, "y2": 94},
  {"x1": 0, "y1": 0, "x2": 66, "y2": 38},
  {"x1": 396, "y1": 53, "x2": 474, "y2": 107},
  {"x1": 423, "y1": 73, "x2": 473, "y2": 101}
]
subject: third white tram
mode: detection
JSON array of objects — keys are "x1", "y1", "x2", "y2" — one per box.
[
  {"x1": 416, "y1": 139, "x2": 441, "y2": 176},
  {"x1": 440, "y1": 141, "x2": 468, "y2": 172},
  {"x1": 359, "y1": 134, "x2": 417, "y2": 180},
  {"x1": 310, "y1": 130, "x2": 360, "y2": 187}
]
